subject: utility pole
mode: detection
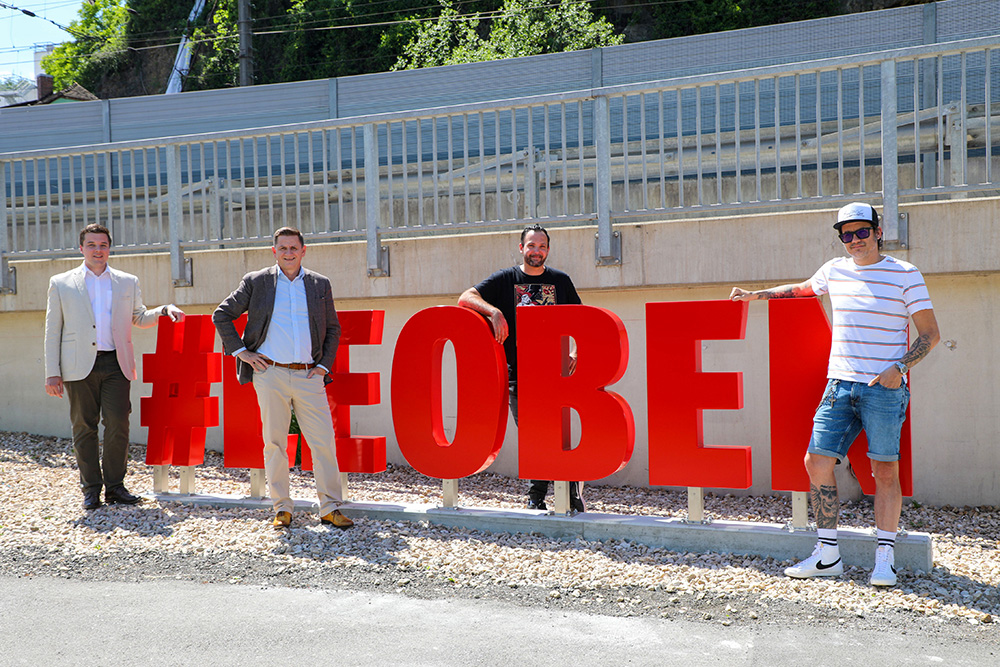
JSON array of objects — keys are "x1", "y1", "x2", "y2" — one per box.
[{"x1": 238, "y1": 0, "x2": 253, "y2": 86}]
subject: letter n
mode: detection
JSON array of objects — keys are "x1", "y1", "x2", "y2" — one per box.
[{"x1": 768, "y1": 298, "x2": 913, "y2": 496}]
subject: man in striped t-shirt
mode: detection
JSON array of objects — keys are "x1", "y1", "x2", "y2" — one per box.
[{"x1": 730, "y1": 203, "x2": 940, "y2": 588}]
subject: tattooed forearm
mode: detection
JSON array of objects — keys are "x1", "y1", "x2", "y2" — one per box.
[
  {"x1": 757, "y1": 285, "x2": 805, "y2": 300},
  {"x1": 810, "y1": 483, "x2": 840, "y2": 530},
  {"x1": 900, "y1": 333, "x2": 934, "y2": 368}
]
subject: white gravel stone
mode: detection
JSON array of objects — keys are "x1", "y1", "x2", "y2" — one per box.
[{"x1": 1, "y1": 432, "x2": 998, "y2": 625}]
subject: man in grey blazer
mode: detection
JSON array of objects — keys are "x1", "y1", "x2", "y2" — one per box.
[
  {"x1": 213, "y1": 227, "x2": 353, "y2": 530},
  {"x1": 45, "y1": 223, "x2": 184, "y2": 510}
]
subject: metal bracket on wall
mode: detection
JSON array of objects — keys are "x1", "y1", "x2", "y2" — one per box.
[
  {"x1": 172, "y1": 257, "x2": 193, "y2": 288},
  {"x1": 883, "y1": 212, "x2": 909, "y2": 252},
  {"x1": 367, "y1": 245, "x2": 390, "y2": 278},
  {"x1": 0, "y1": 263, "x2": 15, "y2": 295},
  {"x1": 594, "y1": 230, "x2": 622, "y2": 266}
]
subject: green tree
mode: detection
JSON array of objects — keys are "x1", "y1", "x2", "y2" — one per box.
[
  {"x1": 40, "y1": 0, "x2": 132, "y2": 90},
  {"x1": 392, "y1": 0, "x2": 624, "y2": 70}
]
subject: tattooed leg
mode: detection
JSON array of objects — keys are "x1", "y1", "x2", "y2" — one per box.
[{"x1": 810, "y1": 483, "x2": 839, "y2": 530}]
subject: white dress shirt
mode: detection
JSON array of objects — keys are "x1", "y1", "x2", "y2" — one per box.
[
  {"x1": 84, "y1": 264, "x2": 114, "y2": 352},
  {"x1": 257, "y1": 267, "x2": 313, "y2": 365}
]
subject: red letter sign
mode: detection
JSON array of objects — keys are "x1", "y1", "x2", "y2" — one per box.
[
  {"x1": 327, "y1": 310, "x2": 387, "y2": 474},
  {"x1": 142, "y1": 315, "x2": 221, "y2": 467},
  {"x1": 768, "y1": 298, "x2": 912, "y2": 496},
  {"x1": 220, "y1": 314, "x2": 266, "y2": 468},
  {"x1": 390, "y1": 306, "x2": 508, "y2": 479},
  {"x1": 516, "y1": 305, "x2": 634, "y2": 482},
  {"x1": 647, "y1": 300, "x2": 751, "y2": 489}
]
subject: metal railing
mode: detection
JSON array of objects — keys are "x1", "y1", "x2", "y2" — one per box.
[{"x1": 2, "y1": 36, "x2": 998, "y2": 292}]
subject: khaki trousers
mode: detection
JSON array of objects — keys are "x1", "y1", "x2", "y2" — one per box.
[{"x1": 251, "y1": 366, "x2": 342, "y2": 515}]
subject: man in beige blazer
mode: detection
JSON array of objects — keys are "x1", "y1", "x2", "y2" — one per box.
[{"x1": 44, "y1": 223, "x2": 184, "y2": 510}]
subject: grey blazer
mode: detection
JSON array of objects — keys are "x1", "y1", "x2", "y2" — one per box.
[{"x1": 213, "y1": 265, "x2": 341, "y2": 385}]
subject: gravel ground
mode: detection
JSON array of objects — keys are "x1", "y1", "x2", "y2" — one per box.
[{"x1": 1, "y1": 431, "x2": 998, "y2": 646}]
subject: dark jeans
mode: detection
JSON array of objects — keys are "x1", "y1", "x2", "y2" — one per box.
[
  {"x1": 509, "y1": 381, "x2": 582, "y2": 504},
  {"x1": 64, "y1": 352, "x2": 132, "y2": 493}
]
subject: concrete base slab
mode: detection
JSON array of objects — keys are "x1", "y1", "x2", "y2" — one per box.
[{"x1": 148, "y1": 492, "x2": 934, "y2": 573}]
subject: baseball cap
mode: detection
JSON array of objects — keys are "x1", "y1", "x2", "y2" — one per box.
[{"x1": 834, "y1": 202, "x2": 879, "y2": 230}]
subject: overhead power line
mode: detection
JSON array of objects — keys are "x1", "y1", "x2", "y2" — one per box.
[{"x1": 0, "y1": 1, "x2": 100, "y2": 41}]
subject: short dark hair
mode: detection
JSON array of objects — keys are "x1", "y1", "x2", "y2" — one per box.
[
  {"x1": 520, "y1": 224, "x2": 549, "y2": 245},
  {"x1": 79, "y1": 224, "x2": 112, "y2": 247},
  {"x1": 273, "y1": 227, "x2": 304, "y2": 246}
]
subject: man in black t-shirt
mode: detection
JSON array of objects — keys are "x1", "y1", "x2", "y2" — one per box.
[{"x1": 458, "y1": 224, "x2": 585, "y2": 512}]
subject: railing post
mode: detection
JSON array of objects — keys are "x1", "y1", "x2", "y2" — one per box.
[
  {"x1": 594, "y1": 95, "x2": 621, "y2": 266},
  {"x1": 880, "y1": 59, "x2": 905, "y2": 249},
  {"x1": 0, "y1": 160, "x2": 14, "y2": 295},
  {"x1": 166, "y1": 145, "x2": 192, "y2": 287},
  {"x1": 363, "y1": 123, "x2": 389, "y2": 277}
]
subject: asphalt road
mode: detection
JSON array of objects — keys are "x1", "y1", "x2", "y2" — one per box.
[{"x1": 0, "y1": 576, "x2": 994, "y2": 666}]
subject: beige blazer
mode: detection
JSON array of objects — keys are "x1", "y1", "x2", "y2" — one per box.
[{"x1": 44, "y1": 264, "x2": 162, "y2": 382}]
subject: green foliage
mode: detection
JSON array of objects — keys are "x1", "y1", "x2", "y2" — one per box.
[
  {"x1": 38, "y1": 0, "x2": 847, "y2": 93},
  {"x1": 393, "y1": 0, "x2": 624, "y2": 70},
  {"x1": 40, "y1": 0, "x2": 132, "y2": 90},
  {"x1": 189, "y1": 0, "x2": 243, "y2": 89},
  {"x1": 646, "y1": 0, "x2": 841, "y2": 40}
]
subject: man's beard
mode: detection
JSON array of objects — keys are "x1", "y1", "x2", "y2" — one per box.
[{"x1": 524, "y1": 254, "x2": 546, "y2": 268}]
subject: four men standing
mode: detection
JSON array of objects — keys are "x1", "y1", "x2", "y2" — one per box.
[{"x1": 42, "y1": 209, "x2": 940, "y2": 589}]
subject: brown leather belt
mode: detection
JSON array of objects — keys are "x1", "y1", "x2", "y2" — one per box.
[{"x1": 262, "y1": 357, "x2": 316, "y2": 370}]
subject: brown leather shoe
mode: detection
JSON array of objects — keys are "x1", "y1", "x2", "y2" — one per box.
[
  {"x1": 272, "y1": 511, "x2": 292, "y2": 529},
  {"x1": 319, "y1": 509, "x2": 354, "y2": 530}
]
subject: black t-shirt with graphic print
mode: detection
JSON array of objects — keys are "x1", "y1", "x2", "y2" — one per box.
[{"x1": 474, "y1": 265, "x2": 581, "y2": 382}]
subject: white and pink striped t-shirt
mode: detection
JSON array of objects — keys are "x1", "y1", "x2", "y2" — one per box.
[{"x1": 809, "y1": 255, "x2": 933, "y2": 383}]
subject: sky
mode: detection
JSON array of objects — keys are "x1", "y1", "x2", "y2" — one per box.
[{"x1": 0, "y1": 1, "x2": 85, "y2": 80}]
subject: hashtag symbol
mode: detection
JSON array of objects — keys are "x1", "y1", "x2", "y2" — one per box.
[{"x1": 141, "y1": 315, "x2": 221, "y2": 466}]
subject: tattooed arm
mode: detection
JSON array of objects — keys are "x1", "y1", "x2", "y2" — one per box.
[
  {"x1": 869, "y1": 309, "x2": 941, "y2": 389},
  {"x1": 729, "y1": 280, "x2": 815, "y2": 302}
]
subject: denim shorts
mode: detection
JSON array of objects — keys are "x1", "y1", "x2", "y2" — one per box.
[{"x1": 807, "y1": 379, "x2": 910, "y2": 462}]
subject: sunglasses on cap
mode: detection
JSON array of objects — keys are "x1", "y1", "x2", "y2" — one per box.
[{"x1": 838, "y1": 226, "x2": 875, "y2": 243}]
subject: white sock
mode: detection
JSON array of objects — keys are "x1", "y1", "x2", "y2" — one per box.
[
  {"x1": 817, "y1": 528, "x2": 839, "y2": 558},
  {"x1": 876, "y1": 529, "x2": 896, "y2": 551}
]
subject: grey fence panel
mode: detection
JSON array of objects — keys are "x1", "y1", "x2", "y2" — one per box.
[
  {"x1": 938, "y1": 0, "x2": 1000, "y2": 40},
  {"x1": 602, "y1": 8, "x2": 927, "y2": 86},
  {"x1": 109, "y1": 80, "x2": 334, "y2": 142},
  {"x1": 4, "y1": 0, "x2": 998, "y2": 155},
  {"x1": 336, "y1": 51, "x2": 594, "y2": 118},
  {"x1": 0, "y1": 102, "x2": 107, "y2": 153}
]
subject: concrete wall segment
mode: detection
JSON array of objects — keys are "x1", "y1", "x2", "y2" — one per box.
[{"x1": 2, "y1": 199, "x2": 998, "y2": 506}]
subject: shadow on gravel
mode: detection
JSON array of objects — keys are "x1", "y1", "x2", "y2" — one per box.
[
  {"x1": 69, "y1": 504, "x2": 198, "y2": 537},
  {"x1": 267, "y1": 520, "x2": 403, "y2": 567},
  {"x1": 0, "y1": 437, "x2": 77, "y2": 470}
]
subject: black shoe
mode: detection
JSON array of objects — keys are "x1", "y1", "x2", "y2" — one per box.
[
  {"x1": 82, "y1": 490, "x2": 102, "y2": 510},
  {"x1": 105, "y1": 485, "x2": 142, "y2": 505},
  {"x1": 569, "y1": 481, "x2": 586, "y2": 513},
  {"x1": 527, "y1": 498, "x2": 547, "y2": 511}
]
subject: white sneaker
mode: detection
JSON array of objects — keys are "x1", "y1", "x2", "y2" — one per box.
[
  {"x1": 784, "y1": 543, "x2": 844, "y2": 579},
  {"x1": 870, "y1": 545, "x2": 897, "y2": 587}
]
